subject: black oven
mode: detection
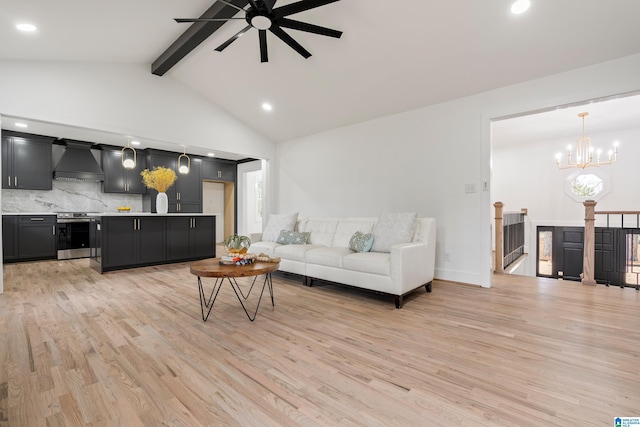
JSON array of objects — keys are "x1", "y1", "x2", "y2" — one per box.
[{"x1": 57, "y1": 213, "x2": 94, "y2": 259}]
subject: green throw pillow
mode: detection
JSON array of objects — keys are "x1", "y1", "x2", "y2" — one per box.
[
  {"x1": 276, "y1": 230, "x2": 310, "y2": 245},
  {"x1": 349, "y1": 231, "x2": 375, "y2": 253}
]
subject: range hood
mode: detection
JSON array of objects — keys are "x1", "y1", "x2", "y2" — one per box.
[{"x1": 53, "y1": 140, "x2": 105, "y2": 181}]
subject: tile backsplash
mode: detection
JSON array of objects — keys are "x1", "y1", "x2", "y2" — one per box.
[{"x1": 2, "y1": 180, "x2": 144, "y2": 213}]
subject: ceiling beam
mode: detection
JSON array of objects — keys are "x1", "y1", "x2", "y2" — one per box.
[{"x1": 151, "y1": 0, "x2": 250, "y2": 76}]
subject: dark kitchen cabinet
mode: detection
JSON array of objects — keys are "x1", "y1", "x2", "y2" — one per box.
[
  {"x1": 3, "y1": 215, "x2": 57, "y2": 262},
  {"x1": 202, "y1": 159, "x2": 236, "y2": 182},
  {"x1": 101, "y1": 216, "x2": 165, "y2": 269},
  {"x1": 101, "y1": 147, "x2": 148, "y2": 194},
  {"x1": 2, "y1": 215, "x2": 18, "y2": 261},
  {"x1": 166, "y1": 216, "x2": 215, "y2": 261},
  {"x1": 91, "y1": 214, "x2": 216, "y2": 273},
  {"x1": 19, "y1": 215, "x2": 57, "y2": 260},
  {"x1": 146, "y1": 150, "x2": 202, "y2": 213},
  {"x1": 1, "y1": 131, "x2": 53, "y2": 190}
]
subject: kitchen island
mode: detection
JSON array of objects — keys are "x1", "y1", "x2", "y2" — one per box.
[{"x1": 90, "y1": 213, "x2": 216, "y2": 273}]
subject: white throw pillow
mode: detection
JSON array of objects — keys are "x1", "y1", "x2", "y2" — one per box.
[
  {"x1": 371, "y1": 212, "x2": 417, "y2": 253},
  {"x1": 262, "y1": 212, "x2": 299, "y2": 242}
]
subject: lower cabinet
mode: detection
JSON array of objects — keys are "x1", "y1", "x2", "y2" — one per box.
[
  {"x1": 166, "y1": 216, "x2": 215, "y2": 261},
  {"x1": 2, "y1": 215, "x2": 57, "y2": 262},
  {"x1": 94, "y1": 215, "x2": 215, "y2": 272},
  {"x1": 2, "y1": 216, "x2": 18, "y2": 262},
  {"x1": 102, "y1": 216, "x2": 165, "y2": 269}
]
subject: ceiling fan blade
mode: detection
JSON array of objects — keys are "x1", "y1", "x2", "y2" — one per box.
[
  {"x1": 175, "y1": 18, "x2": 244, "y2": 23},
  {"x1": 259, "y1": 29, "x2": 268, "y2": 62},
  {"x1": 269, "y1": 26, "x2": 311, "y2": 59},
  {"x1": 275, "y1": 0, "x2": 340, "y2": 18},
  {"x1": 216, "y1": 0, "x2": 247, "y2": 12},
  {"x1": 215, "y1": 25, "x2": 252, "y2": 51},
  {"x1": 278, "y1": 18, "x2": 342, "y2": 38},
  {"x1": 247, "y1": 0, "x2": 260, "y2": 10},
  {"x1": 263, "y1": 0, "x2": 277, "y2": 12}
]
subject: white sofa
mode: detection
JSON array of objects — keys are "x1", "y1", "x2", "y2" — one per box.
[{"x1": 249, "y1": 217, "x2": 436, "y2": 308}]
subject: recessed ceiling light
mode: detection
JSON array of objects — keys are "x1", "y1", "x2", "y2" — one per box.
[
  {"x1": 262, "y1": 102, "x2": 273, "y2": 111},
  {"x1": 16, "y1": 23, "x2": 37, "y2": 32},
  {"x1": 14, "y1": 122, "x2": 28, "y2": 128},
  {"x1": 207, "y1": 153, "x2": 215, "y2": 157},
  {"x1": 511, "y1": 0, "x2": 530, "y2": 14},
  {"x1": 131, "y1": 140, "x2": 141, "y2": 146}
]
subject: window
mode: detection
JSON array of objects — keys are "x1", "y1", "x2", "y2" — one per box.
[
  {"x1": 564, "y1": 170, "x2": 610, "y2": 202},
  {"x1": 537, "y1": 227, "x2": 553, "y2": 277}
]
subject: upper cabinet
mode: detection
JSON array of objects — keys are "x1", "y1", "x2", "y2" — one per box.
[
  {"x1": 146, "y1": 150, "x2": 203, "y2": 213},
  {"x1": 202, "y1": 159, "x2": 236, "y2": 182},
  {"x1": 101, "y1": 146, "x2": 148, "y2": 194},
  {"x1": 1, "y1": 131, "x2": 53, "y2": 190}
]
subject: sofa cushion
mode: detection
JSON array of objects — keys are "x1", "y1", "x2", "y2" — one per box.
[
  {"x1": 262, "y1": 212, "x2": 298, "y2": 242},
  {"x1": 275, "y1": 244, "x2": 320, "y2": 262},
  {"x1": 249, "y1": 241, "x2": 280, "y2": 257},
  {"x1": 298, "y1": 218, "x2": 339, "y2": 246},
  {"x1": 332, "y1": 218, "x2": 376, "y2": 247},
  {"x1": 348, "y1": 231, "x2": 375, "y2": 253},
  {"x1": 305, "y1": 247, "x2": 352, "y2": 268},
  {"x1": 343, "y1": 252, "x2": 391, "y2": 276},
  {"x1": 276, "y1": 230, "x2": 310, "y2": 245},
  {"x1": 371, "y1": 212, "x2": 417, "y2": 253}
]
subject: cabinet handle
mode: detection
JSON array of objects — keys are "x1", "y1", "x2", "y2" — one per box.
[
  {"x1": 193, "y1": 218, "x2": 196, "y2": 228},
  {"x1": 137, "y1": 219, "x2": 141, "y2": 230},
  {"x1": 30, "y1": 217, "x2": 44, "y2": 221},
  {"x1": 7, "y1": 176, "x2": 11, "y2": 187},
  {"x1": 53, "y1": 225, "x2": 56, "y2": 235},
  {"x1": 218, "y1": 170, "x2": 222, "y2": 178},
  {"x1": 15, "y1": 176, "x2": 17, "y2": 186},
  {"x1": 133, "y1": 219, "x2": 137, "y2": 230}
]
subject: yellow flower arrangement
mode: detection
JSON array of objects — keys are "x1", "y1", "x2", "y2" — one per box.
[{"x1": 140, "y1": 166, "x2": 177, "y2": 193}]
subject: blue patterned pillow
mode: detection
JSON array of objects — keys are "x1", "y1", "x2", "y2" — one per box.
[
  {"x1": 349, "y1": 231, "x2": 375, "y2": 253},
  {"x1": 276, "y1": 230, "x2": 310, "y2": 245}
]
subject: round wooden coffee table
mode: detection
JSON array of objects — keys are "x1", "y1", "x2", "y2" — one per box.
[{"x1": 190, "y1": 259, "x2": 280, "y2": 321}]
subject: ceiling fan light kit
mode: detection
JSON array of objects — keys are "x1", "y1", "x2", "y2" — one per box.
[{"x1": 175, "y1": 0, "x2": 342, "y2": 63}]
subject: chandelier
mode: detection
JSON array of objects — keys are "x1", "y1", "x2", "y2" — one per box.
[{"x1": 555, "y1": 112, "x2": 619, "y2": 170}]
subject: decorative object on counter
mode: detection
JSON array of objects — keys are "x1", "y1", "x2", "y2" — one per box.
[
  {"x1": 224, "y1": 234, "x2": 251, "y2": 255},
  {"x1": 140, "y1": 166, "x2": 177, "y2": 214},
  {"x1": 117, "y1": 206, "x2": 131, "y2": 212},
  {"x1": 178, "y1": 146, "x2": 190, "y2": 175},
  {"x1": 121, "y1": 137, "x2": 137, "y2": 170}
]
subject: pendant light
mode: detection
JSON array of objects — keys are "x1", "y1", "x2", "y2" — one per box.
[
  {"x1": 122, "y1": 137, "x2": 137, "y2": 169},
  {"x1": 178, "y1": 146, "x2": 190, "y2": 174}
]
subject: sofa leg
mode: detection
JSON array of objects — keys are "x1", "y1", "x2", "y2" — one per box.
[
  {"x1": 425, "y1": 281, "x2": 432, "y2": 293},
  {"x1": 394, "y1": 295, "x2": 403, "y2": 309},
  {"x1": 305, "y1": 276, "x2": 313, "y2": 287}
]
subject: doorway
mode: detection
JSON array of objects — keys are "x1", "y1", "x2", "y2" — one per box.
[{"x1": 202, "y1": 181, "x2": 234, "y2": 243}]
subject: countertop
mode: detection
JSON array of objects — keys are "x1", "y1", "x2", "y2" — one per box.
[
  {"x1": 93, "y1": 213, "x2": 218, "y2": 216},
  {"x1": 2, "y1": 212, "x2": 218, "y2": 216}
]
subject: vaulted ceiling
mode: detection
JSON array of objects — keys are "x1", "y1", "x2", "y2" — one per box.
[{"x1": 2, "y1": 0, "x2": 640, "y2": 146}]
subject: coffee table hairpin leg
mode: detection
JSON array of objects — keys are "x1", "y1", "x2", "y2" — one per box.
[{"x1": 197, "y1": 273, "x2": 274, "y2": 322}]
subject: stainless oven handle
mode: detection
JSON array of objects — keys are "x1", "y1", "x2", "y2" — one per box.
[{"x1": 57, "y1": 219, "x2": 92, "y2": 223}]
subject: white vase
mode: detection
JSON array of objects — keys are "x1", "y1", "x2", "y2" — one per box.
[{"x1": 156, "y1": 192, "x2": 168, "y2": 214}]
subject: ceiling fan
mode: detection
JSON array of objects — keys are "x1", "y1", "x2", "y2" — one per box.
[{"x1": 175, "y1": 0, "x2": 342, "y2": 63}]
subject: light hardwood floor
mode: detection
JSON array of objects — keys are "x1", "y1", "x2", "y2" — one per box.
[{"x1": 1, "y1": 259, "x2": 639, "y2": 426}]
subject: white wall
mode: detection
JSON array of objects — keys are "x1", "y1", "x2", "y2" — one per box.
[
  {"x1": 493, "y1": 127, "x2": 640, "y2": 276},
  {"x1": 276, "y1": 53, "x2": 640, "y2": 287},
  {"x1": 0, "y1": 60, "x2": 276, "y2": 161}
]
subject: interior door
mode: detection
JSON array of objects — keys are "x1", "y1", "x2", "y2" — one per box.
[{"x1": 554, "y1": 227, "x2": 584, "y2": 281}]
